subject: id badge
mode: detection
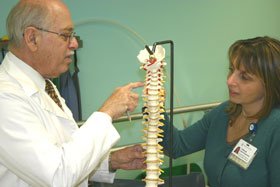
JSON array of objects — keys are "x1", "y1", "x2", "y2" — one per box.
[{"x1": 228, "y1": 139, "x2": 258, "y2": 170}]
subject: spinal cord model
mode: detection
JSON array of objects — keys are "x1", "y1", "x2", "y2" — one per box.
[{"x1": 137, "y1": 45, "x2": 166, "y2": 187}]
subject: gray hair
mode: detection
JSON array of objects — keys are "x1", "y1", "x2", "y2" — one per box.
[{"x1": 6, "y1": 1, "x2": 52, "y2": 48}]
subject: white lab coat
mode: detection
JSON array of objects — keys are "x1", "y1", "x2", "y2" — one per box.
[{"x1": 0, "y1": 52, "x2": 120, "y2": 187}]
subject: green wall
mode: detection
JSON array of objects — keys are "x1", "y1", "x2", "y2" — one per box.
[{"x1": 1, "y1": 0, "x2": 280, "y2": 180}]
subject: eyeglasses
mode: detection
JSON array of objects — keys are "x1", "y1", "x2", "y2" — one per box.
[{"x1": 35, "y1": 27, "x2": 75, "y2": 42}]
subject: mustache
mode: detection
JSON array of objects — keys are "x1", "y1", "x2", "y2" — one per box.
[{"x1": 66, "y1": 51, "x2": 74, "y2": 57}]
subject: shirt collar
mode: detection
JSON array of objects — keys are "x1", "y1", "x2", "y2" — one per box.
[{"x1": 5, "y1": 52, "x2": 46, "y2": 95}]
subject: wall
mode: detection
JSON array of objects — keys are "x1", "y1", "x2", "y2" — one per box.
[{"x1": 1, "y1": 0, "x2": 280, "y2": 180}]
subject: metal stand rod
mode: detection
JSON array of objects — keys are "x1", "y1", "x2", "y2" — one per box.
[{"x1": 152, "y1": 40, "x2": 174, "y2": 187}]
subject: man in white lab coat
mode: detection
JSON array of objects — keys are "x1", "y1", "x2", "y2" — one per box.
[{"x1": 0, "y1": 0, "x2": 145, "y2": 186}]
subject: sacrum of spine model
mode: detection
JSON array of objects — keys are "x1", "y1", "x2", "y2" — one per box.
[{"x1": 137, "y1": 45, "x2": 166, "y2": 187}]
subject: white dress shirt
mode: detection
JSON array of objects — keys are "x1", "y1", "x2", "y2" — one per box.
[{"x1": 0, "y1": 52, "x2": 120, "y2": 187}]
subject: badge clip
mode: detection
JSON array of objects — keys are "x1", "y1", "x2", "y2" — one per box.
[{"x1": 249, "y1": 122, "x2": 257, "y2": 134}]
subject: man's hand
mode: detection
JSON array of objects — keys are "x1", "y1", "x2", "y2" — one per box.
[
  {"x1": 98, "y1": 82, "x2": 144, "y2": 119},
  {"x1": 110, "y1": 145, "x2": 146, "y2": 171}
]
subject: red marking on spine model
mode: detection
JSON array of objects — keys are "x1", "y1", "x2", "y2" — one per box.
[{"x1": 148, "y1": 57, "x2": 157, "y2": 66}]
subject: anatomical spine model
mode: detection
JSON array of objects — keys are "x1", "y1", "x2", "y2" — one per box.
[{"x1": 137, "y1": 45, "x2": 166, "y2": 187}]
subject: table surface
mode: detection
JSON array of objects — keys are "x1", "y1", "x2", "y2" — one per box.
[{"x1": 89, "y1": 172, "x2": 205, "y2": 187}]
